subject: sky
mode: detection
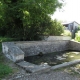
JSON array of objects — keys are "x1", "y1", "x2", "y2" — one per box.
[{"x1": 51, "y1": 0, "x2": 80, "y2": 23}]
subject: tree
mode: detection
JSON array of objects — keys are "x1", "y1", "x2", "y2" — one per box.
[
  {"x1": 0, "y1": 0, "x2": 63, "y2": 40},
  {"x1": 0, "y1": 1, "x2": 7, "y2": 36}
]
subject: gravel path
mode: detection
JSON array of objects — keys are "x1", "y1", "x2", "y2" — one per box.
[
  {"x1": 2, "y1": 57, "x2": 80, "y2": 80},
  {"x1": 3, "y1": 70, "x2": 80, "y2": 80}
]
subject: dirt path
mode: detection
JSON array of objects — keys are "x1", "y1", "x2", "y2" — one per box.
[
  {"x1": 2, "y1": 63, "x2": 80, "y2": 80},
  {"x1": 2, "y1": 70, "x2": 80, "y2": 80},
  {"x1": 1, "y1": 57, "x2": 80, "y2": 80}
]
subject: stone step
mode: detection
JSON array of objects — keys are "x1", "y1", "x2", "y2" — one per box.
[{"x1": 17, "y1": 61, "x2": 51, "y2": 73}]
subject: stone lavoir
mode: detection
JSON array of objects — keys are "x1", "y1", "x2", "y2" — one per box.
[{"x1": 2, "y1": 39, "x2": 80, "y2": 73}]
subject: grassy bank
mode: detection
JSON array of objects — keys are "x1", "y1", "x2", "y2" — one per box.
[
  {"x1": 0, "y1": 37, "x2": 17, "y2": 79},
  {"x1": 0, "y1": 52, "x2": 12, "y2": 79}
]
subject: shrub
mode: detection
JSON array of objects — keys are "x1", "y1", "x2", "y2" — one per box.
[
  {"x1": 43, "y1": 28, "x2": 50, "y2": 36},
  {"x1": 75, "y1": 31, "x2": 80, "y2": 42},
  {"x1": 62, "y1": 30, "x2": 71, "y2": 36},
  {"x1": 45, "y1": 19, "x2": 64, "y2": 36}
]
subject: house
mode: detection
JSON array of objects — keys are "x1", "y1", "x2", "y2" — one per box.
[
  {"x1": 62, "y1": 21, "x2": 79, "y2": 38},
  {"x1": 62, "y1": 21, "x2": 79, "y2": 32}
]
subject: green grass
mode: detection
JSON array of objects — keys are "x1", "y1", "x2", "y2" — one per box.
[
  {"x1": 0, "y1": 54, "x2": 12, "y2": 79},
  {"x1": 0, "y1": 64, "x2": 12, "y2": 79},
  {"x1": 0, "y1": 37, "x2": 16, "y2": 79},
  {"x1": 0, "y1": 37, "x2": 16, "y2": 42}
]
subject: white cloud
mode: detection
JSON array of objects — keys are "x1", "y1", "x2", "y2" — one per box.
[{"x1": 51, "y1": 0, "x2": 80, "y2": 23}]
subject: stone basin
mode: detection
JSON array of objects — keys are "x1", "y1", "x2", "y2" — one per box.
[{"x1": 2, "y1": 40, "x2": 80, "y2": 73}]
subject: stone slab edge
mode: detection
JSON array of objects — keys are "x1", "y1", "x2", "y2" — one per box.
[
  {"x1": 51, "y1": 59, "x2": 80, "y2": 70},
  {"x1": 17, "y1": 61, "x2": 51, "y2": 73},
  {"x1": 17, "y1": 59, "x2": 80, "y2": 73}
]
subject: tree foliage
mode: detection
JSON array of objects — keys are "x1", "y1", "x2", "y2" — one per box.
[
  {"x1": 44, "y1": 19, "x2": 64, "y2": 36},
  {"x1": 62, "y1": 30, "x2": 71, "y2": 36},
  {"x1": 0, "y1": 0, "x2": 63, "y2": 40}
]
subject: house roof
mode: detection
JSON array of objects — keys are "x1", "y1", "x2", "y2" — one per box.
[{"x1": 62, "y1": 21, "x2": 80, "y2": 25}]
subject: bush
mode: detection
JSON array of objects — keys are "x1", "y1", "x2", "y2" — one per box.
[
  {"x1": 62, "y1": 30, "x2": 71, "y2": 36},
  {"x1": 44, "y1": 19, "x2": 64, "y2": 36},
  {"x1": 75, "y1": 31, "x2": 80, "y2": 42}
]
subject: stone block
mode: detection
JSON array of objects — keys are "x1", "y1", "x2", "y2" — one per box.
[
  {"x1": 69, "y1": 41, "x2": 80, "y2": 51},
  {"x1": 2, "y1": 42, "x2": 24, "y2": 62}
]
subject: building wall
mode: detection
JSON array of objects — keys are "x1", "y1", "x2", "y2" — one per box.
[
  {"x1": 72, "y1": 22, "x2": 79, "y2": 38},
  {"x1": 73, "y1": 22, "x2": 79, "y2": 30},
  {"x1": 64, "y1": 22, "x2": 79, "y2": 32}
]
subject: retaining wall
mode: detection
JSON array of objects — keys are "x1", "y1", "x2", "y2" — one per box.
[{"x1": 16, "y1": 41, "x2": 69, "y2": 57}]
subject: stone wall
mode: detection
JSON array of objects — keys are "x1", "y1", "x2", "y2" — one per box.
[
  {"x1": 69, "y1": 41, "x2": 80, "y2": 51},
  {"x1": 15, "y1": 41, "x2": 69, "y2": 57}
]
